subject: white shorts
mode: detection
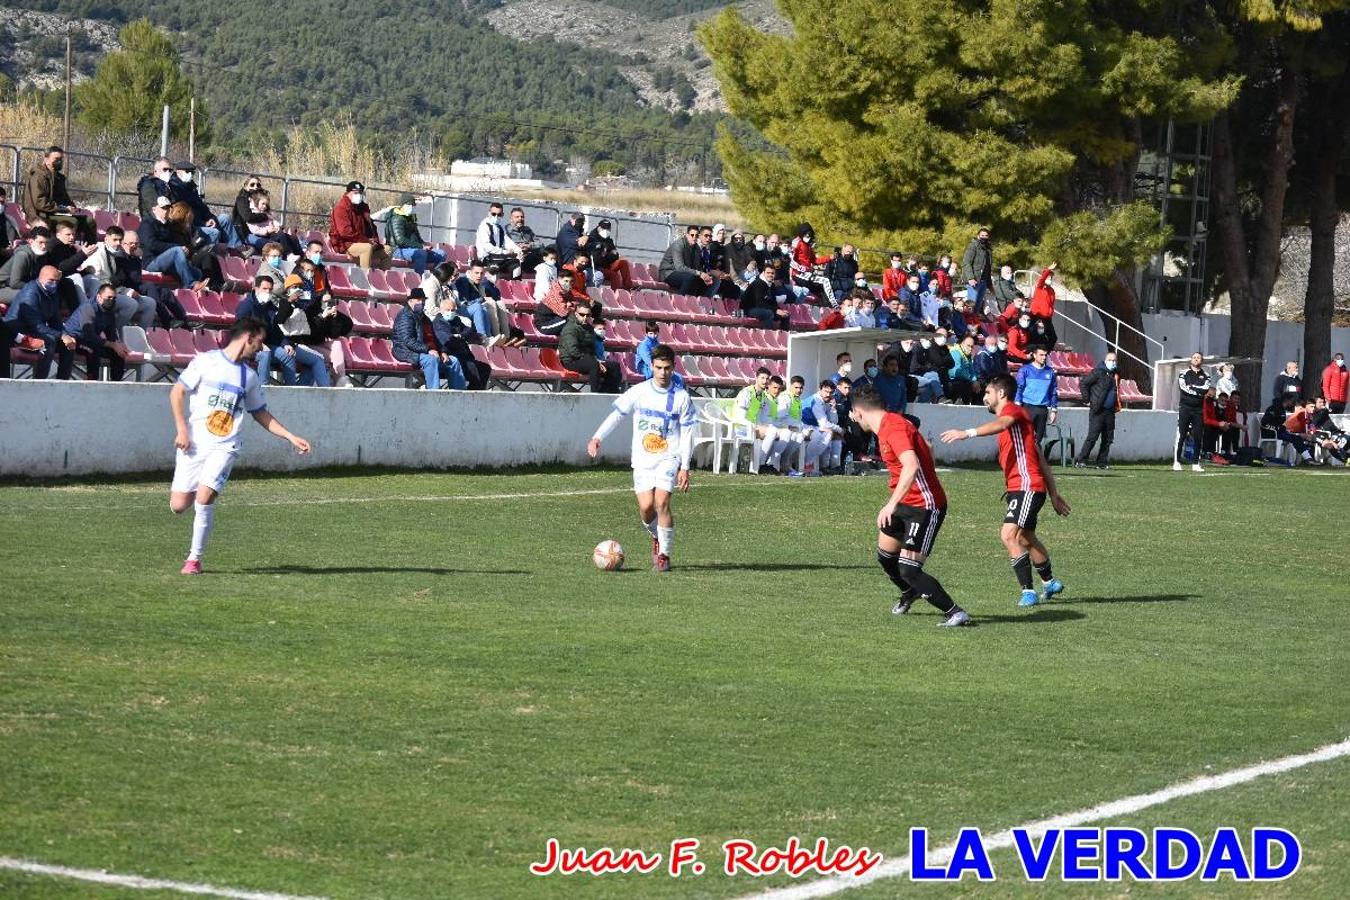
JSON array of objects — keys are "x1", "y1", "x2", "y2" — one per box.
[
  {"x1": 171, "y1": 447, "x2": 237, "y2": 495},
  {"x1": 633, "y1": 459, "x2": 679, "y2": 495}
]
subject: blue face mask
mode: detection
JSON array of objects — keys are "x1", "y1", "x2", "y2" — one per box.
[
  {"x1": 308, "y1": 252, "x2": 323, "y2": 265},
  {"x1": 866, "y1": 366, "x2": 879, "y2": 378},
  {"x1": 1105, "y1": 360, "x2": 1117, "y2": 371}
]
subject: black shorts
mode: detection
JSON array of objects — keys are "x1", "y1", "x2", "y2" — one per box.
[
  {"x1": 1003, "y1": 490, "x2": 1046, "y2": 531},
  {"x1": 882, "y1": 505, "x2": 946, "y2": 555}
]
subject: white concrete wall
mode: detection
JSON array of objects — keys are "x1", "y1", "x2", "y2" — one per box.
[
  {"x1": 0, "y1": 381, "x2": 1189, "y2": 478},
  {"x1": 0, "y1": 382, "x2": 633, "y2": 477}
]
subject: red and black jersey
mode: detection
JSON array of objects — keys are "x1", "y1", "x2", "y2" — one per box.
[
  {"x1": 878, "y1": 413, "x2": 947, "y2": 509},
  {"x1": 998, "y1": 402, "x2": 1047, "y2": 492}
]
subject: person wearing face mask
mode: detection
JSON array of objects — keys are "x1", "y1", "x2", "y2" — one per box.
[
  {"x1": 973, "y1": 334, "x2": 1009, "y2": 394},
  {"x1": 429, "y1": 293, "x2": 489, "y2": 390},
  {"x1": 993, "y1": 264, "x2": 1025, "y2": 321},
  {"x1": 1074, "y1": 352, "x2": 1122, "y2": 468},
  {"x1": 847, "y1": 295, "x2": 877, "y2": 329},
  {"x1": 384, "y1": 194, "x2": 446, "y2": 276},
  {"x1": 789, "y1": 222, "x2": 833, "y2": 302},
  {"x1": 1, "y1": 265, "x2": 77, "y2": 379},
  {"x1": 1028, "y1": 262, "x2": 1059, "y2": 348},
  {"x1": 960, "y1": 226, "x2": 994, "y2": 308},
  {"x1": 474, "y1": 201, "x2": 524, "y2": 275},
  {"x1": 63, "y1": 282, "x2": 129, "y2": 381},
  {"x1": 137, "y1": 157, "x2": 177, "y2": 219},
  {"x1": 902, "y1": 336, "x2": 945, "y2": 404},
  {"x1": 390, "y1": 288, "x2": 466, "y2": 390},
  {"x1": 257, "y1": 242, "x2": 292, "y2": 289},
  {"x1": 898, "y1": 276, "x2": 928, "y2": 329},
  {"x1": 824, "y1": 244, "x2": 860, "y2": 303},
  {"x1": 726, "y1": 230, "x2": 755, "y2": 288},
  {"x1": 1214, "y1": 362, "x2": 1239, "y2": 396},
  {"x1": 139, "y1": 196, "x2": 209, "y2": 292},
  {"x1": 1322, "y1": 353, "x2": 1348, "y2": 413},
  {"x1": 587, "y1": 219, "x2": 634, "y2": 290},
  {"x1": 79, "y1": 224, "x2": 158, "y2": 328},
  {"x1": 923, "y1": 330, "x2": 954, "y2": 401},
  {"x1": 1006, "y1": 313, "x2": 1033, "y2": 363},
  {"x1": 1014, "y1": 346, "x2": 1059, "y2": 440},
  {"x1": 328, "y1": 181, "x2": 390, "y2": 270},
  {"x1": 929, "y1": 258, "x2": 953, "y2": 300},
  {"x1": 555, "y1": 211, "x2": 588, "y2": 266},
  {"x1": 560, "y1": 302, "x2": 623, "y2": 394},
  {"x1": 23, "y1": 146, "x2": 95, "y2": 241},
  {"x1": 1272, "y1": 360, "x2": 1302, "y2": 402},
  {"x1": 234, "y1": 274, "x2": 331, "y2": 387},
  {"x1": 0, "y1": 227, "x2": 53, "y2": 298},
  {"x1": 167, "y1": 162, "x2": 221, "y2": 246},
  {"x1": 830, "y1": 352, "x2": 855, "y2": 385}
]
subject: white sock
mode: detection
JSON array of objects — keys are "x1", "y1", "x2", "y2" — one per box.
[
  {"x1": 642, "y1": 517, "x2": 659, "y2": 540},
  {"x1": 770, "y1": 440, "x2": 788, "y2": 468},
  {"x1": 759, "y1": 432, "x2": 778, "y2": 457},
  {"x1": 657, "y1": 525, "x2": 674, "y2": 556},
  {"x1": 189, "y1": 501, "x2": 215, "y2": 561}
]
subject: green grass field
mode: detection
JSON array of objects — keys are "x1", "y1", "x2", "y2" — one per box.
[{"x1": 2, "y1": 464, "x2": 1348, "y2": 899}]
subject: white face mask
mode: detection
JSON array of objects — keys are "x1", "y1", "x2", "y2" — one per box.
[
  {"x1": 350, "y1": 192, "x2": 365, "y2": 205},
  {"x1": 920, "y1": 339, "x2": 932, "y2": 349},
  {"x1": 891, "y1": 261, "x2": 902, "y2": 269},
  {"x1": 855, "y1": 277, "x2": 867, "y2": 286},
  {"x1": 1338, "y1": 359, "x2": 1346, "y2": 368},
  {"x1": 935, "y1": 336, "x2": 947, "y2": 346},
  {"x1": 908, "y1": 282, "x2": 920, "y2": 292},
  {"x1": 840, "y1": 362, "x2": 852, "y2": 374},
  {"x1": 598, "y1": 228, "x2": 610, "y2": 239},
  {"x1": 256, "y1": 291, "x2": 273, "y2": 303},
  {"x1": 997, "y1": 340, "x2": 1008, "y2": 350},
  {"x1": 753, "y1": 240, "x2": 765, "y2": 251},
  {"x1": 488, "y1": 214, "x2": 500, "y2": 224},
  {"x1": 1019, "y1": 317, "x2": 1031, "y2": 328},
  {"x1": 1105, "y1": 360, "x2": 1117, "y2": 371},
  {"x1": 985, "y1": 343, "x2": 998, "y2": 353},
  {"x1": 178, "y1": 171, "x2": 194, "y2": 183}
]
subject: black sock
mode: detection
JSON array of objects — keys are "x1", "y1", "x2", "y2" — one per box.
[
  {"x1": 1034, "y1": 556, "x2": 1053, "y2": 582},
  {"x1": 1011, "y1": 553, "x2": 1034, "y2": 591},
  {"x1": 877, "y1": 548, "x2": 911, "y2": 593},
  {"x1": 897, "y1": 558, "x2": 956, "y2": 614}
]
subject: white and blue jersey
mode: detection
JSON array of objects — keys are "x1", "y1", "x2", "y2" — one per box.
[
  {"x1": 178, "y1": 350, "x2": 267, "y2": 453},
  {"x1": 594, "y1": 379, "x2": 697, "y2": 471}
]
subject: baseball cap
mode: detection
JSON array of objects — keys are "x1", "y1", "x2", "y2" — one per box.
[{"x1": 346, "y1": 181, "x2": 365, "y2": 192}]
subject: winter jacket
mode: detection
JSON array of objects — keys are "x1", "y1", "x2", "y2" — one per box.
[
  {"x1": 1321, "y1": 362, "x2": 1348, "y2": 404},
  {"x1": 960, "y1": 237, "x2": 992, "y2": 284},
  {"x1": 390, "y1": 305, "x2": 431, "y2": 363},
  {"x1": 1006, "y1": 325, "x2": 1032, "y2": 362},
  {"x1": 63, "y1": 297, "x2": 120, "y2": 351},
  {"x1": 1030, "y1": 268, "x2": 1057, "y2": 320},
  {"x1": 138, "y1": 214, "x2": 187, "y2": 259},
  {"x1": 558, "y1": 314, "x2": 597, "y2": 365},
  {"x1": 387, "y1": 210, "x2": 425, "y2": 250},
  {"x1": 137, "y1": 174, "x2": 175, "y2": 219},
  {"x1": 973, "y1": 347, "x2": 1008, "y2": 382},
  {"x1": 555, "y1": 220, "x2": 585, "y2": 264},
  {"x1": 881, "y1": 267, "x2": 906, "y2": 300},
  {"x1": 22, "y1": 164, "x2": 74, "y2": 223},
  {"x1": 234, "y1": 292, "x2": 293, "y2": 348},
  {"x1": 1273, "y1": 372, "x2": 1302, "y2": 400},
  {"x1": 823, "y1": 254, "x2": 859, "y2": 297},
  {"x1": 739, "y1": 277, "x2": 780, "y2": 315},
  {"x1": 993, "y1": 276, "x2": 1023, "y2": 307},
  {"x1": 328, "y1": 195, "x2": 381, "y2": 254},
  {"x1": 3, "y1": 278, "x2": 65, "y2": 343},
  {"x1": 0, "y1": 244, "x2": 44, "y2": 288},
  {"x1": 587, "y1": 227, "x2": 621, "y2": 268},
  {"x1": 948, "y1": 346, "x2": 976, "y2": 382},
  {"x1": 790, "y1": 237, "x2": 827, "y2": 280},
  {"x1": 929, "y1": 267, "x2": 953, "y2": 298},
  {"x1": 658, "y1": 237, "x2": 697, "y2": 280},
  {"x1": 1080, "y1": 364, "x2": 1122, "y2": 413}
]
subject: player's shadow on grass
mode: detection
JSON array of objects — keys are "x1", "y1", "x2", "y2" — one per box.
[
  {"x1": 239, "y1": 565, "x2": 530, "y2": 576},
  {"x1": 1055, "y1": 593, "x2": 1199, "y2": 606},
  {"x1": 969, "y1": 609, "x2": 1086, "y2": 625},
  {"x1": 681, "y1": 563, "x2": 873, "y2": 572}
]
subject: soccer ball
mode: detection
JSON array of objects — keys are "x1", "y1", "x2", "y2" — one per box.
[{"x1": 592, "y1": 540, "x2": 625, "y2": 571}]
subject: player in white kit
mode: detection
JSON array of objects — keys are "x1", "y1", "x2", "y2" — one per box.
[
  {"x1": 587, "y1": 344, "x2": 696, "y2": 572},
  {"x1": 168, "y1": 318, "x2": 312, "y2": 574}
]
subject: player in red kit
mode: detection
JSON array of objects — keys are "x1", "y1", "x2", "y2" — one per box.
[
  {"x1": 850, "y1": 387, "x2": 971, "y2": 626},
  {"x1": 942, "y1": 374, "x2": 1070, "y2": 607}
]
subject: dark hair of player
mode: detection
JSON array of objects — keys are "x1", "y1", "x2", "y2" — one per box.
[
  {"x1": 756, "y1": 366, "x2": 772, "y2": 377},
  {"x1": 818, "y1": 379, "x2": 835, "y2": 390},
  {"x1": 104, "y1": 224, "x2": 124, "y2": 238},
  {"x1": 850, "y1": 386, "x2": 884, "y2": 411},
  {"x1": 836, "y1": 351, "x2": 851, "y2": 363},
  {"x1": 769, "y1": 375, "x2": 785, "y2": 388},
  {"x1": 651, "y1": 344, "x2": 675, "y2": 364},
  {"x1": 645, "y1": 319, "x2": 659, "y2": 333},
  {"x1": 837, "y1": 376, "x2": 852, "y2": 386},
  {"x1": 229, "y1": 317, "x2": 268, "y2": 341},
  {"x1": 253, "y1": 274, "x2": 274, "y2": 288},
  {"x1": 790, "y1": 375, "x2": 805, "y2": 386},
  {"x1": 988, "y1": 374, "x2": 1017, "y2": 399}
]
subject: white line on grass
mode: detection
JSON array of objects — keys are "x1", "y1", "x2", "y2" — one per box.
[
  {"x1": 38, "y1": 478, "x2": 826, "y2": 511},
  {"x1": 748, "y1": 734, "x2": 1350, "y2": 899},
  {"x1": 0, "y1": 857, "x2": 327, "y2": 900}
]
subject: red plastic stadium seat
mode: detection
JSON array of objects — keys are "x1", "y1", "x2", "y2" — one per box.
[
  {"x1": 118, "y1": 212, "x2": 140, "y2": 233},
  {"x1": 176, "y1": 289, "x2": 207, "y2": 323},
  {"x1": 326, "y1": 265, "x2": 368, "y2": 299},
  {"x1": 168, "y1": 329, "x2": 198, "y2": 365},
  {"x1": 193, "y1": 330, "x2": 223, "y2": 353}
]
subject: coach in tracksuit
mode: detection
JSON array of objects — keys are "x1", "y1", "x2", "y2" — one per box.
[
  {"x1": 1176, "y1": 351, "x2": 1212, "y2": 470},
  {"x1": 1075, "y1": 352, "x2": 1122, "y2": 468},
  {"x1": 1014, "y1": 346, "x2": 1058, "y2": 440}
]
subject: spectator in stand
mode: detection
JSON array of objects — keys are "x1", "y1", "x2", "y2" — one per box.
[
  {"x1": 1015, "y1": 345, "x2": 1058, "y2": 440},
  {"x1": 1026, "y1": 315, "x2": 1055, "y2": 353},
  {"x1": 693, "y1": 226, "x2": 726, "y2": 298},
  {"x1": 1006, "y1": 311, "x2": 1033, "y2": 363},
  {"x1": 0, "y1": 265, "x2": 75, "y2": 379},
  {"x1": 881, "y1": 252, "x2": 906, "y2": 301},
  {"x1": 659, "y1": 225, "x2": 713, "y2": 297},
  {"x1": 137, "y1": 157, "x2": 176, "y2": 219},
  {"x1": 555, "y1": 211, "x2": 587, "y2": 265},
  {"x1": 973, "y1": 333, "x2": 1009, "y2": 394},
  {"x1": 292, "y1": 250, "x2": 334, "y2": 309},
  {"x1": 847, "y1": 295, "x2": 877, "y2": 328},
  {"x1": 706, "y1": 224, "x2": 738, "y2": 298},
  {"x1": 1075, "y1": 352, "x2": 1121, "y2": 468},
  {"x1": 119, "y1": 229, "x2": 184, "y2": 328},
  {"x1": 284, "y1": 262, "x2": 353, "y2": 385},
  {"x1": 429, "y1": 291, "x2": 488, "y2": 390},
  {"x1": 563, "y1": 250, "x2": 598, "y2": 294},
  {"x1": 560, "y1": 301, "x2": 622, "y2": 393},
  {"x1": 824, "y1": 244, "x2": 860, "y2": 302},
  {"x1": 830, "y1": 352, "x2": 854, "y2": 385},
  {"x1": 1176, "y1": 351, "x2": 1212, "y2": 471},
  {"x1": 635, "y1": 320, "x2": 661, "y2": 379},
  {"x1": 229, "y1": 175, "x2": 264, "y2": 248},
  {"x1": 739, "y1": 264, "x2": 791, "y2": 329},
  {"x1": 139, "y1": 196, "x2": 208, "y2": 291},
  {"x1": 726, "y1": 230, "x2": 755, "y2": 288},
  {"x1": 453, "y1": 262, "x2": 514, "y2": 347},
  {"x1": 234, "y1": 274, "x2": 330, "y2": 387},
  {"x1": 256, "y1": 242, "x2": 292, "y2": 294},
  {"x1": 993, "y1": 265, "x2": 1024, "y2": 318},
  {"x1": 920, "y1": 280, "x2": 943, "y2": 329},
  {"x1": 1272, "y1": 360, "x2": 1302, "y2": 402},
  {"x1": 1030, "y1": 262, "x2": 1059, "y2": 349},
  {"x1": 0, "y1": 186, "x2": 19, "y2": 267},
  {"x1": 817, "y1": 294, "x2": 849, "y2": 330},
  {"x1": 168, "y1": 162, "x2": 221, "y2": 246},
  {"x1": 930, "y1": 256, "x2": 953, "y2": 300},
  {"x1": 948, "y1": 334, "x2": 977, "y2": 404},
  {"x1": 875, "y1": 296, "x2": 901, "y2": 329},
  {"x1": 533, "y1": 245, "x2": 559, "y2": 301},
  {"x1": 329, "y1": 181, "x2": 390, "y2": 270},
  {"x1": 0, "y1": 226, "x2": 51, "y2": 300},
  {"x1": 789, "y1": 223, "x2": 832, "y2": 302},
  {"x1": 23, "y1": 146, "x2": 95, "y2": 241},
  {"x1": 475, "y1": 201, "x2": 523, "y2": 275},
  {"x1": 43, "y1": 220, "x2": 97, "y2": 309},
  {"x1": 1203, "y1": 389, "x2": 1242, "y2": 458},
  {"x1": 872, "y1": 353, "x2": 908, "y2": 413},
  {"x1": 587, "y1": 218, "x2": 633, "y2": 290},
  {"x1": 535, "y1": 267, "x2": 579, "y2": 338},
  {"x1": 80, "y1": 225, "x2": 157, "y2": 328},
  {"x1": 64, "y1": 282, "x2": 128, "y2": 381},
  {"x1": 386, "y1": 194, "x2": 445, "y2": 275},
  {"x1": 391, "y1": 288, "x2": 465, "y2": 390},
  {"x1": 853, "y1": 358, "x2": 878, "y2": 392},
  {"x1": 961, "y1": 226, "x2": 993, "y2": 310},
  {"x1": 241, "y1": 191, "x2": 298, "y2": 257},
  {"x1": 506, "y1": 207, "x2": 543, "y2": 275},
  {"x1": 1215, "y1": 361, "x2": 1239, "y2": 396},
  {"x1": 756, "y1": 233, "x2": 792, "y2": 285},
  {"x1": 899, "y1": 274, "x2": 927, "y2": 328},
  {"x1": 920, "y1": 332, "x2": 953, "y2": 401},
  {"x1": 1321, "y1": 352, "x2": 1347, "y2": 413}
]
